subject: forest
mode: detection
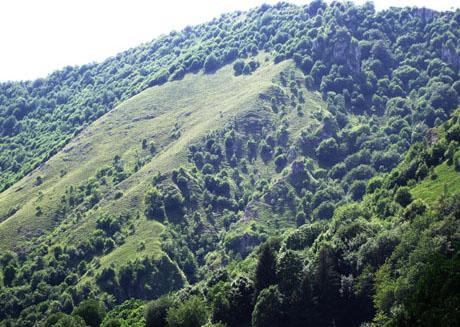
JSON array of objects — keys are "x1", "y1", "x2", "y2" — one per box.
[{"x1": 0, "y1": 1, "x2": 459, "y2": 326}]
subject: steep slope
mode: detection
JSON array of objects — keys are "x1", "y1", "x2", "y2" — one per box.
[
  {"x1": 0, "y1": 58, "x2": 332, "y2": 325},
  {"x1": 1, "y1": 1, "x2": 458, "y2": 195},
  {"x1": 0, "y1": 58, "x2": 295, "y2": 251},
  {"x1": 82, "y1": 108, "x2": 460, "y2": 327},
  {"x1": 411, "y1": 161, "x2": 460, "y2": 203},
  {"x1": 1, "y1": 2, "x2": 460, "y2": 326}
]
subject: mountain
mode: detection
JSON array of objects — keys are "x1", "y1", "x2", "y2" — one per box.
[{"x1": 1, "y1": 1, "x2": 460, "y2": 327}]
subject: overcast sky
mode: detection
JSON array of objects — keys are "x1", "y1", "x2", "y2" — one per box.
[{"x1": 0, "y1": 0, "x2": 458, "y2": 82}]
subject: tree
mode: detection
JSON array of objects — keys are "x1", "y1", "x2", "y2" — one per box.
[
  {"x1": 144, "y1": 187, "x2": 165, "y2": 220},
  {"x1": 394, "y1": 186, "x2": 412, "y2": 207},
  {"x1": 349, "y1": 180, "x2": 367, "y2": 201},
  {"x1": 259, "y1": 140, "x2": 272, "y2": 162},
  {"x1": 446, "y1": 123, "x2": 460, "y2": 142},
  {"x1": 227, "y1": 276, "x2": 255, "y2": 326},
  {"x1": 403, "y1": 199, "x2": 428, "y2": 221},
  {"x1": 211, "y1": 285, "x2": 232, "y2": 326},
  {"x1": 308, "y1": 0, "x2": 326, "y2": 15},
  {"x1": 311, "y1": 61, "x2": 328, "y2": 85},
  {"x1": 233, "y1": 59, "x2": 245, "y2": 75},
  {"x1": 314, "y1": 246, "x2": 341, "y2": 326},
  {"x1": 276, "y1": 250, "x2": 304, "y2": 295},
  {"x1": 371, "y1": 40, "x2": 393, "y2": 67},
  {"x1": 96, "y1": 215, "x2": 120, "y2": 236},
  {"x1": 2, "y1": 265, "x2": 16, "y2": 286},
  {"x1": 247, "y1": 139, "x2": 258, "y2": 161},
  {"x1": 204, "y1": 54, "x2": 219, "y2": 73},
  {"x1": 316, "y1": 138, "x2": 340, "y2": 166},
  {"x1": 73, "y1": 299, "x2": 106, "y2": 327},
  {"x1": 428, "y1": 82, "x2": 458, "y2": 114},
  {"x1": 255, "y1": 239, "x2": 280, "y2": 293},
  {"x1": 313, "y1": 202, "x2": 335, "y2": 220},
  {"x1": 212, "y1": 276, "x2": 255, "y2": 327},
  {"x1": 402, "y1": 252, "x2": 460, "y2": 326},
  {"x1": 44, "y1": 313, "x2": 87, "y2": 327},
  {"x1": 101, "y1": 319, "x2": 122, "y2": 327},
  {"x1": 2, "y1": 115, "x2": 17, "y2": 136},
  {"x1": 96, "y1": 266, "x2": 118, "y2": 292},
  {"x1": 163, "y1": 187, "x2": 185, "y2": 221},
  {"x1": 274, "y1": 154, "x2": 287, "y2": 172},
  {"x1": 166, "y1": 296, "x2": 208, "y2": 327},
  {"x1": 145, "y1": 295, "x2": 175, "y2": 327},
  {"x1": 252, "y1": 285, "x2": 284, "y2": 327}
]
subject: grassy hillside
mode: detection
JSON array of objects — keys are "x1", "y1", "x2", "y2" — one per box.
[
  {"x1": 1, "y1": 1, "x2": 458, "y2": 196},
  {"x1": 0, "y1": 58, "x2": 333, "y2": 325},
  {"x1": 0, "y1": 57, "x2": 298, "y2": 251},
  {"x1": 0, "y1": 56, "x2": 330, "y2": 276},
  {"x1": 411, "y1": 160, "x2": 460, "y2": 204},
  {"x1": 1, "y1": 2, "x2": 460, "y2": 326}
]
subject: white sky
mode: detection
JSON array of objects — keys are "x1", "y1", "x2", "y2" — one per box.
[{"x1": 0, "y1": 0, "x2": 458, "y2": 82}]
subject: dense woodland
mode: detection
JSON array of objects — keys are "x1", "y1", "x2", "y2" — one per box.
[{"x1": 1, "y1": 1, "x2": 460, "y2": 326}]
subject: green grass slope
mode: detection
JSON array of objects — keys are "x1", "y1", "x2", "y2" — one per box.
[
  {"x1": 411, "y1": 159, "x2": 460, "y2": 204},
  {"x1": 0, "y1": 59, "x2": 315, "y2": 256}
]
